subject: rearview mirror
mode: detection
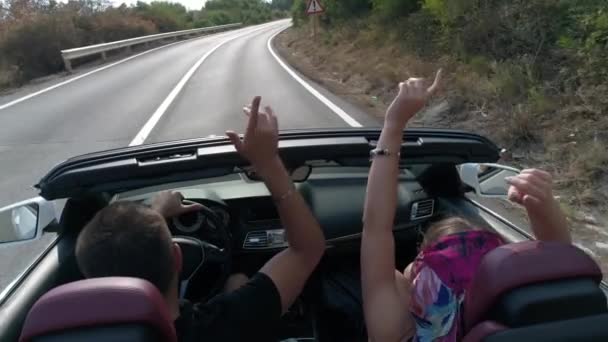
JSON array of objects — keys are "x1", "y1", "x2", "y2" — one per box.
[
  {"x1": 459, "y1": 163, "x2": 521, "y2": 198},
  {"x1": 0, "y1": 198, "x2": 56, "y2": 244},
  {"x1": 242, "y1": 165, "x2": 312, "y2": 182}
]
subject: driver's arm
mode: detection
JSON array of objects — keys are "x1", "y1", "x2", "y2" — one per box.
[
  {"x1": 150, "y1": 191, "x2": 203, "y2": 218},
  {"x1": 226, "y1": 96, "x2": 325, "y2": 314},
  {"x1": 256, "y1": 157, "x2": 325, "y2": 313}
]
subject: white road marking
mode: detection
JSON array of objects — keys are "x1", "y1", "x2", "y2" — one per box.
[
  {"x1": 0, "y1": 40, "x2": 191, "y2": 112},
  {"x1": 129, "y1": 24, "x2": 276, "y2": 146},
  {"x1": 266, "y1": 25, "x2": 362, "y2": 128},
  {"x1": 0, "y1": 24, "x2": 268, "y2": 112}
]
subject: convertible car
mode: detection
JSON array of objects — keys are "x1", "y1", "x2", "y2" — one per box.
[{"x1": 0, "y1": 128, "x2": 607, "y2": 341}]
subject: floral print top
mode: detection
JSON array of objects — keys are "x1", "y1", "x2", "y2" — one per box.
[{"x1": 410, "y1": 230, "x2": 504, "y2": 341}]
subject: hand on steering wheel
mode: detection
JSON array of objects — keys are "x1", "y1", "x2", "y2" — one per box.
[{"x1": 150, "y1": 191, "x2": 203, "y2": 218}]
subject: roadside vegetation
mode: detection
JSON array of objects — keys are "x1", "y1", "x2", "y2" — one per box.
[
  {"x1": 279, "y1": 0, "x2": 607, "y2": 226},
  {"x1": 0, "y1": 0, "x2": 289, "y2": 89}
]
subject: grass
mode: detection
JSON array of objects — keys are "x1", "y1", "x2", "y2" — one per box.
[
  {"x1": 570, "y1": 141, "x2": 608, "y2": 181},
  {"x1": 493, "y1": 62, "x2": 529, "y2": 102},
  {"x1": 564, "y1": 141, "x2": 608, "y2": 206},
  {"x1": 500, "y1": 106, "x2": 537, "y2": 145},
  {"x1": 274, "y1": 25, "x2": 608, "y2": 224}
]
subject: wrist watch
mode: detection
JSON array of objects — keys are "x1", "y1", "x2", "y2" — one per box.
[{"x1": 370, "y1": 148, "x2": 400, "y2": 160}]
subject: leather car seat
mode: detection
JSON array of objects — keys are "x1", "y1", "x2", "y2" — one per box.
[
  {"x1": 19, "y1": 277, "x2": 177, "y2": 342},
  {"x1": 462, "y1": 240, "x2": 608, "y2": 342}
]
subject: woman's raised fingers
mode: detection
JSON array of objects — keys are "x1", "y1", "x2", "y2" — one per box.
[
  {"x1": 521, "y1": 169, "x2": 552, "y2": 183},
  {"x1": 505, "y1": 175, "x2": 547, "y2": 201},
  {"x1": 427, "y1": 69, "x2": 443, "y2": 95},
  {"x1": 245, "y1": 96, "x2": 261, "y2": 136},
  {"x1": 267, "y1": 108, "x2": 278, "y2": 130},
  {"x1": 519, "y1": 172, "x2": 552, "y2": 196}
]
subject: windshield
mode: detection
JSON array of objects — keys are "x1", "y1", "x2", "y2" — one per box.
[{"x1": 0, "y1": 0, "x2": 606, "y2": 285}]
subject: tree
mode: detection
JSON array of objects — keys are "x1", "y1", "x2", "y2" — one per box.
[
  {"x1": 134, "y1": 1, "x2": 190, "y2": 31},
  {"x1": 271, "y1": 0, "x2": 292, "y2": 11}
]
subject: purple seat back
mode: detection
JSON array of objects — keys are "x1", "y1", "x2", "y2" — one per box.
[
  {"x1": 464, "y1": 241, "x2": 602, "y2": 332},
  {"x1": 19, "y1": 277, "x2": 177, "y2": 342},
  {"x1": 463, "y1": 321, "x2": 508, "y2": 342},
  {"x1": 464, "y1": 240, "x2": 602, "y2": 333}
]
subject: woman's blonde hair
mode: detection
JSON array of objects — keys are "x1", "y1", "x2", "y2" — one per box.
[{"x1": 421, "y1": 217, "x2": 477, "y2": 249}]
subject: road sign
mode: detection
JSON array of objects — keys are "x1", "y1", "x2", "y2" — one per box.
[{"x1": 306, "y1": 0, "x2": 324, "y2": 15}]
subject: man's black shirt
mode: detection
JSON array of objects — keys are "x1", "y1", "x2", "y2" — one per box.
[{"x1": 174, "y1": 272, "x2": 282, "y2": 342}]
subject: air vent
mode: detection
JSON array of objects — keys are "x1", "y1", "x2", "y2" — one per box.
[
  {"x1": 410, "y1": 199, "x2": 434, "y2": 220},
  {"x1": 243, "y1": 231, "x2": 268, "y2": 249},
  {"x1": 243, "y1": 229, "x2": 288, "y2": 250}
]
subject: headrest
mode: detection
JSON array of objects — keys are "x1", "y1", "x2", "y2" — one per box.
[
  {"x1": 464, "y1": 241, "x2": 602, "y2": 332},
  {"x1": 20, "y1": 277, "x2": 177, "y2": 342}
]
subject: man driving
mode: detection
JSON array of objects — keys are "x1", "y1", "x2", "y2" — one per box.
[{"x1": 75, "y1": 96, "x2": 326, "y2": 341}]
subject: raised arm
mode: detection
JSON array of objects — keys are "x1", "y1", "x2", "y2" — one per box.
[
  {"x1": 361, "y1": 71, "x2": 442, "y2": 341},
  {"x1": 226, "y1": 96, "x2": 325, "y2": 314}
]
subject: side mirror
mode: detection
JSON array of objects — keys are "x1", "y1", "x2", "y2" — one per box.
[
  {"x1": 290, "y1": 165, "x2": 312, "y2": 182},
  {"x1": 459, "y1": 163, "x2": 521, "y2": 198},
  {"x1": 0, "y1": 197, "x2": 56, "y2": 245}
]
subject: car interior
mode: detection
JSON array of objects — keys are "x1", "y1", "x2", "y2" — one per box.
[{"x1": 3, "y1": 160, "x2": 608, "y2": 341}]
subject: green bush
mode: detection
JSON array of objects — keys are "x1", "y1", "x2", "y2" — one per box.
[
  {"x1": 204, "y1": 10, "x2": 233, "y2": 25},
  {"x1": 134, "y1": 1, "x2": 191, "y2": 32},
  {"x1": 92, "y1": 9, "x2": 157, "y2": 43},
  {"x1": 392, "y1": 9, "x2": 440, "y2": 56},
  {"x1": 0, "y1": 4, "x2": 158, "y2": 83},
  {"x1": 271, "y1": 0, "x2": 294, "y2": 11},
  {"x1": 1, "y1": 13, "x2": 82, "y2": 80},
  {"x1": 203, "y1": 0, "x2": 273, "y2": 25},
  {"x1": 563, "y1": 3, "x2": 608, "y2": 84},
  {"x1": 372, "y1": 0, "x2": 419, "y2": 21},
  {"x1": 492, "y1": 61, "x2": 531, "y2": 103},
  {"x1": 290, "y1": 0, "x2": 307, "y2": 26},
  {"x1": 327, "y1": 0, "x2": 371, "y2": 20},
  {"x1": 422, "y1": 0, "x2": 571, "y2": 60},
  {"x1": 0, "y1": 60, "x2": 19, "y2": 89},
  {"x1": 0, "y1": 0, "x2": 277, "y2": 87}
]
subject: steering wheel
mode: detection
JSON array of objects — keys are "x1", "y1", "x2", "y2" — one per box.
[{"x1": 172, "y1": 201, "x2": 232, "y2": 300}]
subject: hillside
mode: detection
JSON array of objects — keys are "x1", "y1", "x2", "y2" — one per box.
[{"x1": 275, "y1": 0, "x2": 608, "y2": 256}]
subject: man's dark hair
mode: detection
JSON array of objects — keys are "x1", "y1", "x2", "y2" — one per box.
[{"x1": 76, "y1": 201, "x2": 175, "y2": 294}]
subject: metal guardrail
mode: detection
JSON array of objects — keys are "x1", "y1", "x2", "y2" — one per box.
[{"x1": 60, "y1": 23, "x2": 242, "y2": 72}]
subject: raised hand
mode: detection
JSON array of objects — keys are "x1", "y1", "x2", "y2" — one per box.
[
  {"x1": 506, "y1": 169, "x2": 571, "y2": 243},
  {"x1": 360, "y1": 71, "x2": 444, "y2": 342},
  {"x1": 386, "y1": 69, "x2": 442, "y2": 130},
  {"x1": 226, "y1": 96, "x2": 279, "y2": 175},
  {"x1": 150, "y1": 191, "x2": 203, "y2": 218}
]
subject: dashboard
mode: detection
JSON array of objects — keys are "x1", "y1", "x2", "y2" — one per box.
[
  {"x1": 118, "y1": 167, "x2": 438, "y2": 253},
  {"x1": 166, "y1": 196, "x2": 290, "y2": 251}
]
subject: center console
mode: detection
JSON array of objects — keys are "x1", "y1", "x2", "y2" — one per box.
[{"x1": 277, "y1": 299, "x2": 318, "y2": 342}]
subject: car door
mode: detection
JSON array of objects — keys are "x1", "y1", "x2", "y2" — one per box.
[
  {"x1": 0, "y1": 197, "x2": 65, "y2": 341},
  {"x1": 0, "y1": 197, "x2": 60, "y2": 292}
]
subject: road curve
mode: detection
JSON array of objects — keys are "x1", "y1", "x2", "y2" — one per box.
[
  {"x1": 0, "y1": 19, "x2": 379, "y2": 291},
  {"x1": 147, "y1": 23, "x2": 377, "y2": 142},
  {"x1": 0, "y1": 20, "x2": 378, "y2": 208}
]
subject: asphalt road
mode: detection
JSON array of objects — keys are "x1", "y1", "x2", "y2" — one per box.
[{"x1": 0, "y1": 20, "x2": 379, "y2": 292}]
